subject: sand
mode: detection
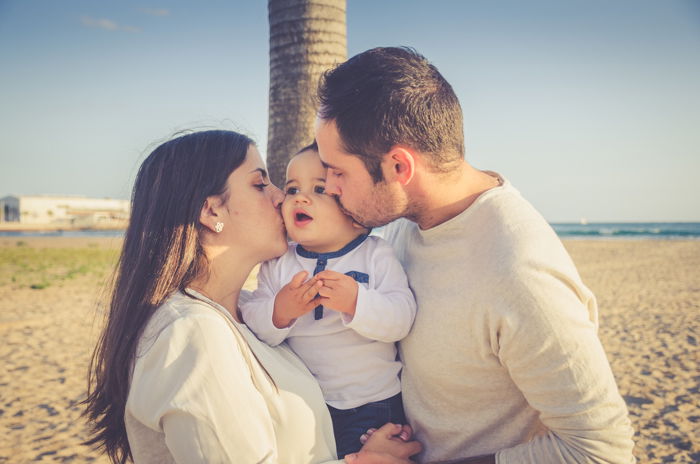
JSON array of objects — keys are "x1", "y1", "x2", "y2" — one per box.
[{"x1": 0, "y1": 237, "x2": 698, "y2": 463}]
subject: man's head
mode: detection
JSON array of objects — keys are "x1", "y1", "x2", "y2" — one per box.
[{"x1": 315, "y1": 46, "x2": 465, "y2": 227}]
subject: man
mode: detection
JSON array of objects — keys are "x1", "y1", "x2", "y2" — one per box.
[{"x1": 314, "y1": 47, "x2": 635, "y2": 464}]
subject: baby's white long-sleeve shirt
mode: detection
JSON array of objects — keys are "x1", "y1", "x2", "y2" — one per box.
[{"x1": 240, "y1": 234, "x2": 416, "y2": 409}]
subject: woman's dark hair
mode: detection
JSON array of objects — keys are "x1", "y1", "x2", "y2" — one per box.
[
  {"x1": 318, "y1": 46, "x2": 464, "y2": 182},
  {"x1": 83, "y1": 130, "x2": 253, "y2": 464}
]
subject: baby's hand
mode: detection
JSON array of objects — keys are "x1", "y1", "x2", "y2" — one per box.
[
  {"x1": 272, "y1": 271, "x2": 323, "y2": 328},
  {"x1": 314, "y1": 270, "x2": 359, "y2": 317}
]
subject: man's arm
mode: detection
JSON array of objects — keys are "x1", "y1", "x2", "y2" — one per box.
[{"x1": 492, "y1": 257, "x2": 635, "y2": 463}]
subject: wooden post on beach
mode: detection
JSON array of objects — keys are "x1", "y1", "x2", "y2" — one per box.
[{"x1": 267, "y1": 0, "x2": 347, "y2": 187}]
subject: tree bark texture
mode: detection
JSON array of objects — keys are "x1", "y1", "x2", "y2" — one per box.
[{"x1": 267, "y1": 0, "x2": 347, "y2": 187}]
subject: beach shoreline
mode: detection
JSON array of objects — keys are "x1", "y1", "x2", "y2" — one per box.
[
  {"x1": 1, "y1": 238, "x2": 698, "y2": 463},
  {"x1": 0, "y1": 236, "x2": 124, "y2": 249}
]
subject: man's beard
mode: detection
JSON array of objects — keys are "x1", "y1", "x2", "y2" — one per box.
[
  {"x1": 336, "y1": 199, "x2": 370, "y2": 229},
  {"x1": 332, "y1": 190, "x2": 406, "y2": 229},
  {"x1": 333, "y1": 195, "x2": 370, "y2": 228}
]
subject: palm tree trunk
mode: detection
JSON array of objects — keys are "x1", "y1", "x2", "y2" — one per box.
[{"x1": 267, "y1": 0, "x2": 346, "y2": 187}]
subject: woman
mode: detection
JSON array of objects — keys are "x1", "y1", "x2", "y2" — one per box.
[{"x1": 83, "y1": 130, "x2": 421, "y2": 463}]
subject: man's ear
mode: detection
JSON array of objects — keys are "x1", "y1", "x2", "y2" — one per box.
[
  {"x1": 199, "y1": 197, "x2": 221, "y2": 233},
  {"x1": 384, "y1": 146, "x2": 416, "y2": 186}
]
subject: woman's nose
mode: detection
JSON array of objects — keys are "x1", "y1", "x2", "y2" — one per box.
[{"x1": 270, "y1": 185, "x2": 284, "y2": 208}]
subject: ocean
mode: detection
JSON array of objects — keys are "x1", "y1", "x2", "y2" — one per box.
[
  {"x1": 1, "y1": 223, "x2": 699, "y2": 240},
  {"x1": 0, "y1": 229, "x2": 125, "y2": 238},
  {"x1": 551, "y1": 222, "x2": 700, "y2": 239}
]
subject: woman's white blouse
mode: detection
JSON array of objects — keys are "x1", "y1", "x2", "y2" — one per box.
[{"x1": 124, "y1": 289, "x2": 343, "y2": 464}]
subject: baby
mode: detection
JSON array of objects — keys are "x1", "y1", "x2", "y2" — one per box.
[{"x1": 240, "y1": 142, "x2": 417, "y2": 458}]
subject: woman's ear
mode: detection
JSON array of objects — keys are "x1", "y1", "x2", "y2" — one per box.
[
  {"x1": 383, "y1": 146, "x2": 416, "y2": 186},
  {"x1": 199, "y1": 197, "x2": 222, "y2": 233}
]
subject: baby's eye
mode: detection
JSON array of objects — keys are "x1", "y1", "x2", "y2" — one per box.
[
  {"x1": 285, "y1": 187, "x2": 299, "y2": 195},
  {"x1": 314, "y1": 185, "x2": 326, "y2": 194}
]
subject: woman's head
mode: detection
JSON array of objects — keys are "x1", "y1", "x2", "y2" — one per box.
[
  {"x1": 130, "y1": 130, "x2": 286, "y2": 290},
  {"x1": 84, "y1": 129, "x2": 285, "y2": 464},
  {"x1": 127, "y1": 130, "x2": 252, "y2": 301},
  {"x1": 197, "y1": 142, "x2": 287, "y2": 265}
]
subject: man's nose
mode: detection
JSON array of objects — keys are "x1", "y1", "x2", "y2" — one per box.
[{"x1": 324, "y1": 177, "x2": 340, "y2": 196}]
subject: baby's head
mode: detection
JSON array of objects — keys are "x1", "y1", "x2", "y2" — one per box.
[{"x1": 282, "y1": 142, "x2": 367, "y2": 253}]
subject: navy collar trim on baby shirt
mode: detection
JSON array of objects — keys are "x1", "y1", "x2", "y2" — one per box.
[
  {"x1": 296, "y1": 233, "x2": 371, "y2": 320},
  {"x1": 295, "y1": 233, "x2": 370, "y2": 260}
]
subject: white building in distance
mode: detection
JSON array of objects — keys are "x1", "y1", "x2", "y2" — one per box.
[{"x1": 0, "y1": 195, "x2": 129, "y2": 229}]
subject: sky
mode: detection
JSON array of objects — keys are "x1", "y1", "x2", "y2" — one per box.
[{"x1": 1, "y1": 0, "x2": 699, "y2": 222}]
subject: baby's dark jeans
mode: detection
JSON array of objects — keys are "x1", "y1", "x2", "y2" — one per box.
[{"x1": 327, "y1": 392, "x2": 406, "y2": 459}]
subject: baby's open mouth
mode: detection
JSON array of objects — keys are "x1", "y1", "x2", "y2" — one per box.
[{"x1": 293, "y1": 209, "x2": 314, "y2": 226}]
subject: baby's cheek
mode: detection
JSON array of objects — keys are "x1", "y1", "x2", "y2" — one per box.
[{"x1": 280, "y1": 202, "x2": 294, "y2": 227}]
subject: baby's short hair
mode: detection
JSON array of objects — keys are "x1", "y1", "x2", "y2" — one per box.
[{"x1": 295, "y1": 140, "x2": 318, "y2": 156}]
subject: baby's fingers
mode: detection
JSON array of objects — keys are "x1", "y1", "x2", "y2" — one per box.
[
  {"x1": 316, "y1": 285, "x2": 333, "y2": 298},
  {"x1": 301, "y1": 279, "x2": 323, "y2": 303},
  {"x1": 314, "y1": 269, "x2": 343, "y2": 281},
  {"x1": 287, "y1": 271, "x2": 309, "y2": 289}
]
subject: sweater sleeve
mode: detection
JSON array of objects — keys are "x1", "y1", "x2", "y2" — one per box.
[
  {"x1": 127, "y1": 312, "x2": 279, "y2": 463},
  {"x1": 239, "y1": 259, "x2": 293, "y2": 346},
  {"x1": 493, "y1": 259, "x2": 635, "y2": 464},
  {"x1": 343, "y1": 238, "x2": 417, "y2": 342}
]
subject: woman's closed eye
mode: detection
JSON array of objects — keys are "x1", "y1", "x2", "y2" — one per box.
[{"x1": 254, "y1": 182, "x2": 270, "y2": 191}]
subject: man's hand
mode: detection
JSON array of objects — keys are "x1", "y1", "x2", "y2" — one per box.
[
  {"x1": 272, "y1": 271, "x2": 323, "y2": 328},
  {"x1": 344, "y1": 423, "x2": 422, "y2": 463},
  {"x1": 315, "y1": 269, "x2": 359, "y2": 317},
  {"x1": 360, "y1": 424, "x2": 413, "y2": 445}
]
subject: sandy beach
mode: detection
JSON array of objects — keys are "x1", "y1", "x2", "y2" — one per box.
[{"x1": 0, "y1": 237, "x2": 698, "y2": 463}]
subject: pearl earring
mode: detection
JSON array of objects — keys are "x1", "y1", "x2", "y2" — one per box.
[{"x1": 215, "y1": 222, "x2": 224, "y2": 233}]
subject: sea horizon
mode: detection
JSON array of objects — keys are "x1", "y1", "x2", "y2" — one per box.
[
  {"x1": 1, "y1": 222, "x2": 699, "y2": 240},
  {"x1": 550, "y1": 222, "x2": 700, "y2": 239}
]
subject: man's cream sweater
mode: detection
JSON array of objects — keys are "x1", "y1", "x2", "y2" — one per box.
[{"x1": 385, "y1": 176, "x2": 635, "y2": 463}]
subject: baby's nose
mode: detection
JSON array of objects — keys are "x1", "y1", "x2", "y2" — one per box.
[{"x1": 294, "y1": 192, "x2": 311, "y2": 203}]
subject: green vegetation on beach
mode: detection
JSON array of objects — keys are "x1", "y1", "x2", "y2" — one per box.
[{"x1": 0, "y1": 244, "x2": 119, "y2": 289}]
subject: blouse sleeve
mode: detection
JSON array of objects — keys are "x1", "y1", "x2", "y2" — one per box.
[
  {"x1": 128, "y1": 311, "x2": 279, "y2": 463},
  {"x1": 240, "y1": 259, "x2": 294, "y2": 346}
]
